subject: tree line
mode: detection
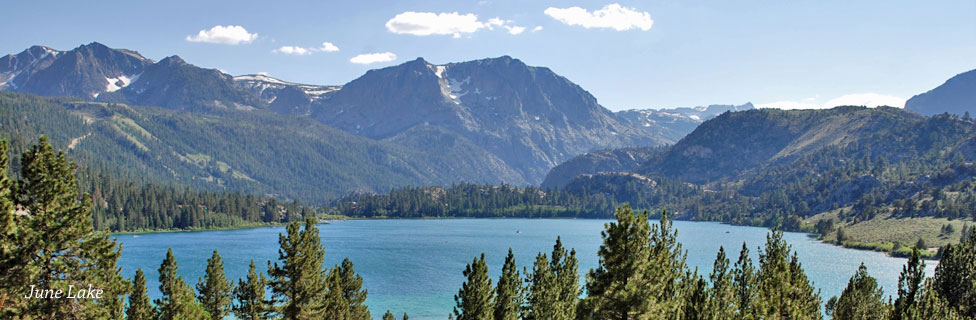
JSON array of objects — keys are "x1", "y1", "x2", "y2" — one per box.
[
  {"x1": 79, "y1": 170, "x2": 314, "y2": 232},
  {"x1": 2, "y1": 137, "x2": 975, "y2": 319},
  {"x1": 450, "y1": 206, "x2": 976, "y2": 320}
]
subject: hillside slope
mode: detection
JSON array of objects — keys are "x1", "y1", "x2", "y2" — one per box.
[{"x1": 0, "y1": 92, "x2": 529, "y2": 202}]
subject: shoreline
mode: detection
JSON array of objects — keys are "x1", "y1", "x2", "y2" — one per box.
[{"x1": 107, "y1": 215, "x2": 939, "y2": 260}]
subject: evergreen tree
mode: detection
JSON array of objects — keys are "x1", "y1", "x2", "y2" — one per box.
[
  {"x1": 453, "y1": 253, "x2": 494, "y2": 320},
  {"x1": 754, "y1": 230, "x2": 821, "y2": 319},
  {"x1": 197, "y1": 249, "x2": 233, "y2": 320},
  {"x1": 709, "y1": 246, "x2": 736, "y2": 319},
  {"x1": 332, "y1": 258, "x2": 370, "y2": 319},
  {"x1": 383, "y1": 310, "x2": 397, "y2": 320},
  {"x1": 0, "y1": 139, "x2": 17, "y2": 316},
  {"x1": 827, "y1": 264, "x2": 886, "y2": 320},
  {"x1": 268, "y1": 217, "x2": 329, "y2": 319},
  {"x1": 0, "y1": 137, "x2": 128, "y2": 319},
  {"x1": 524, "y1": 252, "x2": 558, "y2": 320},
  {"x1": 323, "y1": 270, "x2": 352, "y2": 320},
  {"x1": 907, "y1": 279, "x2": 963, "y2": 320},
  {"x1": 550, "y1": 237, "x2": 580, "y2": 319},
  {"x1": 127, "y1": 268, "x2": 156, "y2": 320},
  {"x1": 732, "y1": 243, "x2": 757, "y2": 319},
  {"x1": 156, "y1": 249, "x2": 208, "y2": 320},
  {"x1": 493, "y1": 249, "x2": 521, "y2": 320},
  {"x1": 579, "y1": 206, "x2": 689, "y2": 319},
  {"x1": 682, "y1": 275, "x2": 712, "y2": 320},
  {"x1": 933, "y1": 231, "x2": 976, "y2": 317},
  {"x1": 233, "y1": 260, "x2": 271, "y2": 320},
  {"x1": 893, "y1": 248, "x2": 926, "y2": 320}
]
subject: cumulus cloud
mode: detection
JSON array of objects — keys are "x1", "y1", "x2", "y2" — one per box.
[
  {"x1": 505, "y1": 25, "x2": 526, "y2": 35},
  {"x1": 386, "y1": 12, "x2": 485, "y2": 38},
  {"x1": 350, "y1": 52, "x2": 397, "y2": 65},
  {"x1": 532, "y1": 26, "x2": 543, "y2": 32},
  {"x1": 544, "y1": 3, "x2": 653, "y2": 31},
  {"x1": 757, "y1": 93, "x2": 905, "y2": 110},
  {"x1": 318, "y1": 42, "x2": 340, "y2": 52},
  {"x1": 272, "y1": 42, "x2": 340, "y2": 55},
  {"x1": 273, "y1": 46, "x2": 311, "y2": 55},
  {"x1": 386, "y1": 11, "x2": 527, "y2": 37},
  {"x1": 186, "y1": 25, "x2": 258, "y2": 45}
]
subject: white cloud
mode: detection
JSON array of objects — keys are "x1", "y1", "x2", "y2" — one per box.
[
  {"x1": 505, "y1": 25, "x2": 526, "y2": 35},
  {"x1": 757, "y1": 93, "x2": 906, "y2": 110},
  {"x1": 824, "y1": 93, "x2": 905, "y2": 108},
  {"x1": 318, "y1": 42, "x2": 340, "y2": 52},
  {"x1": 186, "y1": 25, "x2": 258, "y2": 45},
  {"x1": 532, "y1": 26, "x2": 543, "y2": 32},
  {"x1": 350, "y1": 52, "x2": 397, "y2": 65},
  {"x1": 385, "y1": 11, "x2": 526, "y2": 37},
  {"x1": 544, "y1": 3, "x2": 653, "y2": 31},
  {"x1": 386, "y1": 12, "x2": 486, "y2": 38},
  {"x1": 272, "y1": 42, "x2": 340, "y2": 55},
  {"x1": 273, "y1": 46, "x2": 311, "y2": 55}
]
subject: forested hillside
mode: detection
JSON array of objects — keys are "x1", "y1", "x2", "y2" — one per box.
[{"x1": 0, "y1": 92, "x2": 527, "y2": 203}]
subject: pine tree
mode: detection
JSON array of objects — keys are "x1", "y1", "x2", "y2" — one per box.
[
  {"x1": 453, "y1": 253, "x2": 494, "y2": 320},
  {"x1": 579, "y1": 207, "x2": 688, "y2": 319},
  {"x1": 323, "y1": 270, "x2": 352, "y2": 320},
  {"x1": 550, "y1": 237, "x2": 580, "y2": 319},
  {"x1": 754, "y1": 230, "x2": 822, "y2": 320},
  {"x1": 383, "y1": 310, "x2": 397, "y2": 320},
  {"x1": 827, "y1": 264, "x2": 886, "y2": 320},
  {"x1": 732, "y1": 243, "x2": 757, "y2": 319},
  {"x1": 233, "y1": 260, "x2": 271, "y2": 320},
  {"x1": 269, "y1": 217, "x2": 328, "y2": 319},
  {"x1": 524, "y1": 252, "x2": 558, "y2": 320},
  {"x1": 493, "y1": 249, "x2": 521, "y2": 320},
  {"x1": 197, "y1": 249, "x2": 233, "y2": 320},
  {"x1": 682, "y1": 275, "x2": 711, "y2": 320},
  {"x1": 709, "y1": 246, "x2": 736, "y2": 319},
  {"x1": 893, "y1": 248, "x2": 925, "y2": 320},
  {"x1": 0, "y1": 137, "x2": 128, "y2": 319},
  {"x1": 933, "y1": 231, "x2": 976, "y2": 317},
  {"x1": 156, "y1": 249, "x2": 208, "y2": 320},
  {"x1": 0, "y1": 139, "x2": 18, "y2": 317},
  {"x1": 127, "y1": 268, "x2": 157, "y2": 320},
  {"x1": 907, "y1": 279, "x2": 963, "y2": 320},
  {"x1": 332, "y1": 257, "x2": 370, "y2": 319}
]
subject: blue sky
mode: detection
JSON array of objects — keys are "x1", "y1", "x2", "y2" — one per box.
[{"x1": 2, "y1": 0, "x2": 974, "y2": 111}]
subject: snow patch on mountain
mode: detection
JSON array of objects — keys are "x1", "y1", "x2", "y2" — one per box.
[{"x1": 105, "y1": 73, "x2": 141, "y2": 92}]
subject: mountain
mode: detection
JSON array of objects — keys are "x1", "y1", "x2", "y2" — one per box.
[
  {"x1": 0, "y1": 43, "x2": 678, "y2": 187},
  {"x1": 905, "y1": 69, "x2": 976, "y2": 116},
  {"x1": 540, "y1": 146, "x2": 664, "y2": 189},
  {"x1": 547, "y1": 106, "x2": 976, "y2": 251},
  {"x1": 312, "y1": 56, "x2": 667, "y2": 184},
  {"x1": 0, "y1": 92, "x2": 530, "y2": 202},
  {"x1": 233, "y1": 74, "x2": 340, "y2": 115},
  {"x1": 0, "y1": 42, "x2": 151, "y2": 98},
  {"x1": 615, "y1": 103, "x2": 754, "y2": 142}
]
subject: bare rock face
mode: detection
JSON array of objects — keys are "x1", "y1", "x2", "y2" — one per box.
[{"x1": 313, "y1": 56, "x2": 666, "y2": 184}]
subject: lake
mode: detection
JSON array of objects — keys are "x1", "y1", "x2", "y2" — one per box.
[{"x1": 114, "y1": 219, "x2": 935, "y2": 319}]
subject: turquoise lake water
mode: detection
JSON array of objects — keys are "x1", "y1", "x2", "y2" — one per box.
[{"x1": 114, "y1": 219, "x2": 936, "y2": 319}]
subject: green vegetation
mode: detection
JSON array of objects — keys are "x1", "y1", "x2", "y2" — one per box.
[
  {"x1": 451, "y1": 206, "x2": 975, "y2": 319},
  {"x1": 0, "y1": 92, "x2": 522, "y2": 204},
  {"x1": 0, "y1": 137, "x2": 974, "y2": 318}
]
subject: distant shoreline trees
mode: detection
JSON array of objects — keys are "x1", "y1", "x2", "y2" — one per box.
[{"x1": 1, "y1": 138, "x2": 974, "y2": 319}]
